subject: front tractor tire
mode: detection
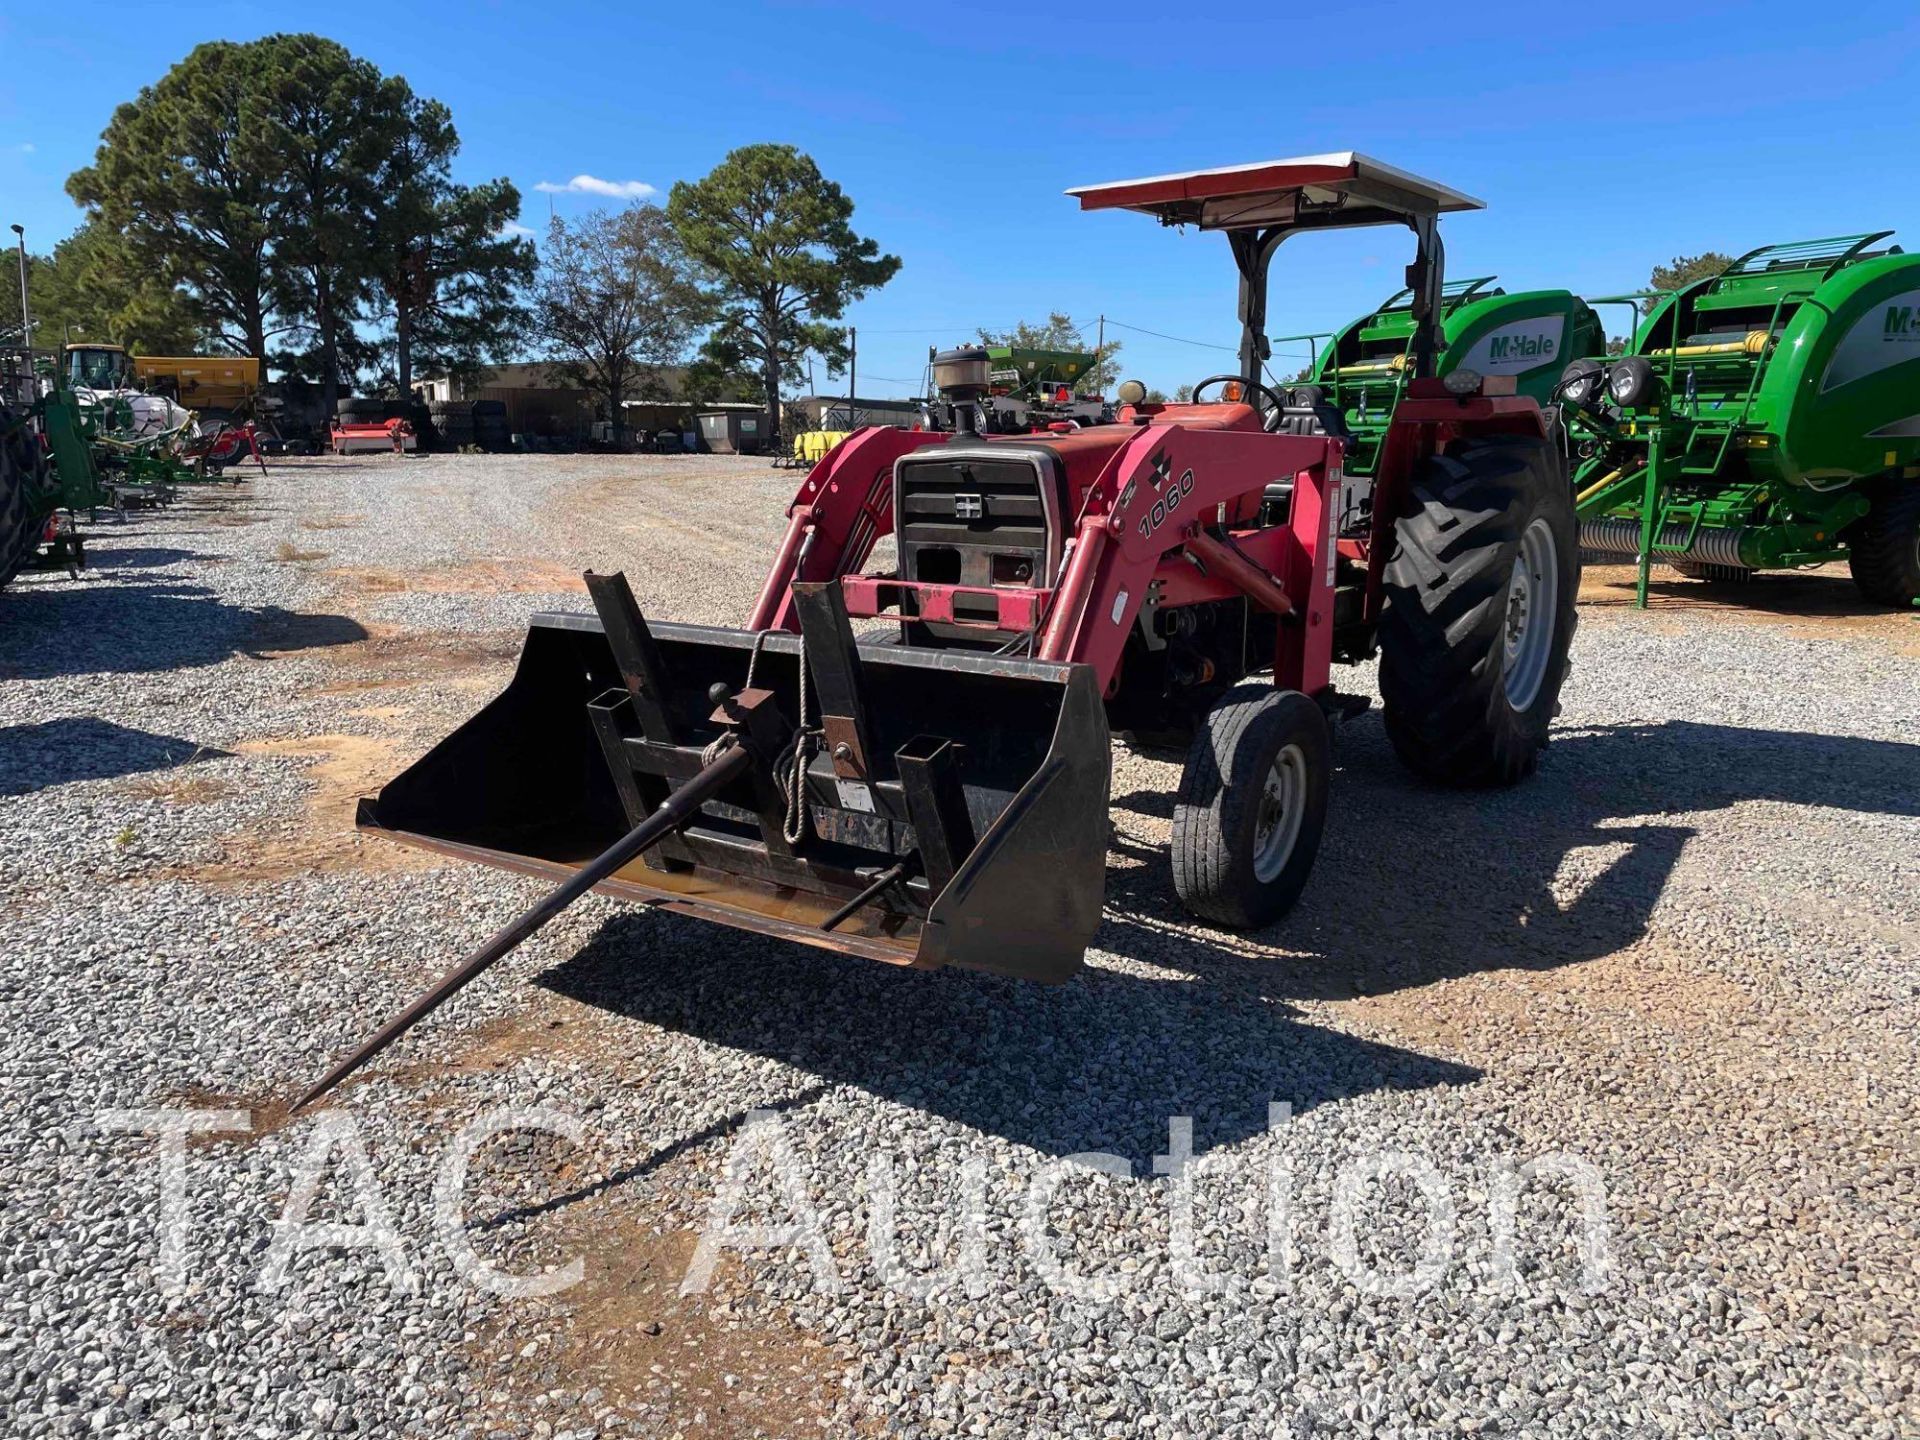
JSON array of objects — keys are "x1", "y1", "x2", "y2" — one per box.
[
  {"x1": 1171, "y1": 687, "x2": 1331, "y2": 929},
  {"x1": 1378, "y1": 434, "x2": 1578, "y2": 786},
  {"x1": 1848, "y1": 480, "x2": 1920, "y2": 607}
]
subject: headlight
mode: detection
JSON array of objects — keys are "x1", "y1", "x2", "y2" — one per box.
[
  {"x1": 1557, "y1": 358, "x2": 1603, "y2": 408},
  {"x1": 1442, "y1": 368, "x2": 1484, "y2": 396},
  {"x1": 1607, "y1": 357, "x2": 1655, "y2": 408}
]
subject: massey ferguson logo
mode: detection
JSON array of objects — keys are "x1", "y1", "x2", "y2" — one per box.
[
  {"x1": 1489, "y1": 332, "x2": 1557, "y2": 362},
  {"x1": 954, "y1": 493, "x2": 984, "y2": 519}
]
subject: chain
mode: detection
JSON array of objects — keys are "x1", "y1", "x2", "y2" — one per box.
[{"x1": 700, "y1": 629, "x2": 817, "y2": 845}]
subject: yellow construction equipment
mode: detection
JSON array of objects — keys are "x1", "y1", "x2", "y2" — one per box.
[{"x1": 62, "y1": 344, "x2": 260, "y2": 414}]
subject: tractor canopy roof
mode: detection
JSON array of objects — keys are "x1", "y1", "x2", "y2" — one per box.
[{"x1": 1066, "y1": 152, "x2": 1482, "y2": 232}]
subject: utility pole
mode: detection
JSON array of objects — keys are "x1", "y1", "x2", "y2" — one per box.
[
  {"x1": 1095, "y1": 313, "x2": 1105, "y2": 396},
  {"x1": 847, "y1": 327, "x2": 857, "y2": 430},
  {"x1": 10, "y1": 225, "x2": 30, "y2": 351}
]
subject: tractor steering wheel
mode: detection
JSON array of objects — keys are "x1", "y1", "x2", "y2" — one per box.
[{"x1": 1190, "y1": 374, "x2": 1290, "y2": 432}]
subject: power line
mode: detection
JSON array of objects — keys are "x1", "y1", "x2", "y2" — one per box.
[
  {"x1": 1098, "y1": 317, "x2": 1237, "y2": 352},
  {"x1": 846, "y1": 315, "x2": 1310, "y2": 359},
  {"x1": 1095, "y1": 316, "x2": 1314, "y2": 364},
  {"x1": 840, "y1": 324, "x2": 1005, "y2": 336}
]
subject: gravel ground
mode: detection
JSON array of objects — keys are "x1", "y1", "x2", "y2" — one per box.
[{"x1": 1, "y1": 453, "x2": 1914, "y2": 1440}]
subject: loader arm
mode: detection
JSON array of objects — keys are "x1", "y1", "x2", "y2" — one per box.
[
  {"x1": 749, "y1": 414, "x2": 1347, "y2": 697},
  {"x1": 750, "y1": 426, "x2": 946, "y2": 631},
  {"x1": 1035, "y1": 425, "x2": 1343, "y2": 696}
]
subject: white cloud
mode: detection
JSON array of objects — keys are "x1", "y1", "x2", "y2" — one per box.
[
  {"x1": 533, "y1": 174, "x2": 656, "y2": 199},
  {"x1": 499, "y1": 221, "x2": 537, "y2": 238},
  {"x1": 10, "y1": 143, "x2": 33, "y2": 154}
]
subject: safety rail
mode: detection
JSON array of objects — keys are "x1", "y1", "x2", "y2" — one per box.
[
  {"x1": 1370, "y1": 275, "x2": 1499, "y2": 313},
  {"x1": 1722, "y1": 232, "x2": 1892, "y2": 278}
]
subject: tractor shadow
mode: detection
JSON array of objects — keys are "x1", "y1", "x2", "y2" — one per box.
[
  {"x1": 0, "y1": 579, "x2": 366, "y2": 680},
  {"x1": 77, "y1": 546, "x2": 216, "y2": 571},
  {"x1": 0, "y1": 717, "x2": 232, "y2": 797},
  {"x1": 538, "y1": 918, "x2": 1479, "y2": 1167},
  {"x1": 1106, "y1": 716, "x2": 1920, "y2": 1000},
  {"x1": 536, "y1": 716, "x2": 1913, "y2": 1165}
]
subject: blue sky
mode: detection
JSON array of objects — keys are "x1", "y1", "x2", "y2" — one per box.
[{"x1": 4, "y1": 0, "x2": 1919, "y2": 395}]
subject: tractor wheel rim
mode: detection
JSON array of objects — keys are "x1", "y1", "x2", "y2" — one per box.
[
  {"x1": 1253, "y1": 743, "x2": 1308, "y2": 884},
  {"x1": 1503, "y1": 517, "x2": 1559, "y2": 712}
]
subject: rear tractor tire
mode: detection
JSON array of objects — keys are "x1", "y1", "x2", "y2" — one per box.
[
  {"x1": 1848, "y1": 481, "x2": 1920, "y2": 607},
  {"x1": 1171, "y1": 687, "x2": 1331, "y2": 929},
  {"x1": 0, "y1": 404, "x2": 50, "y2": 591},
  {"x1": 1378, "y1": 433, "x2": 1579, "y2": 786}
]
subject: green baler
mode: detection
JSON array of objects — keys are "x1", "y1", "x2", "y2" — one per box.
[
  {"x1": 1289, "y1": 277, "x2": 1604, "y2": 474},
  {"x1": 1564, "y1": 233, "x2": 1920, "y2": 607}
]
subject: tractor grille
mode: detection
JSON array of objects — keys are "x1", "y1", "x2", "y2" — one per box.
[{"x1": 893, "y1": 447, "x2": 1064, "y2": 628}]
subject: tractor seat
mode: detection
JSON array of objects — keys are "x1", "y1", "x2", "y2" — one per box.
[
  {"x1": 1264, "y1": 392, "x2": 1350, "y2": 522},
  {"x1": 1270, "y1": 388, "x2": 1353, "y2": 440}
]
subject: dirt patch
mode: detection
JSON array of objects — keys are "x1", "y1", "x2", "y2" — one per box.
[
  {"x1": 287, "y1": 997, "x2": 852, "y2": 1435},
  {"x1": 169, "y1": 733, "x2": 441, "y2": 885},
  {"x1": 349, "y1": 997, "x2": 858, "y2": 1435},
  {"x1": 274, "y1": 541, "x2": 329, "y2": 564},
  {"x1": 300, "y1": 513, "x2": 365, "y2": 531},
  {"x1": 1580, "y1": 562, "x2": 1919, "y2": 651},
  {"x1": 1341, "y1": 928, "x2": 1888, "y2": 1125},
  {"x1": 347, "y1": 1010, "x2": 577, "y2": 1102},
  {"x1": 163, "y1": 1085, "x2": 300, "y2": 1147},
  {"x1": 305, "y1": 625, "x2": 521, "y2": 696},
  {"x1": 327, "y1": 558, "x2": 586, "y2": 597},
  {"x1": 116, "y1": 771, "x2": 236, "y2": 807},
  {"x1": 469, "y1": 1204, "x2": 850, "y2": 1439}
]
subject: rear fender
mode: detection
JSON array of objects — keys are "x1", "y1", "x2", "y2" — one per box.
[{"x1": 1364, "y1": 390, "x2": 1552, "y2": 622}]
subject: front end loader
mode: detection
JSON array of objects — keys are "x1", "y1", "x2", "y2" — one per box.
[{"x1": 301, "y1": 153, "x2": 1580, "y2": 1107}]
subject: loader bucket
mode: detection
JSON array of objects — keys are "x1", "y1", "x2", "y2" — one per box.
[{"x1": 357, "y1": 606, "x2": 1111, "y2": 982}]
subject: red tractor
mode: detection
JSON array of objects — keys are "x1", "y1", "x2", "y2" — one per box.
[{"x1": 302, "y1": 154, "x2": 1578, "y2": 1105}]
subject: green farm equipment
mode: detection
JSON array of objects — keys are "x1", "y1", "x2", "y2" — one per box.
[
  {"x1": 1285, "y1": 278, "x2": 1604, "y2": 474},
  {"x1": 1562, "y1": 233, "x2": 1920, "y2": 607},
  {"x1": 1, "y1": 350, "x2": 106, "y2": 587}
]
